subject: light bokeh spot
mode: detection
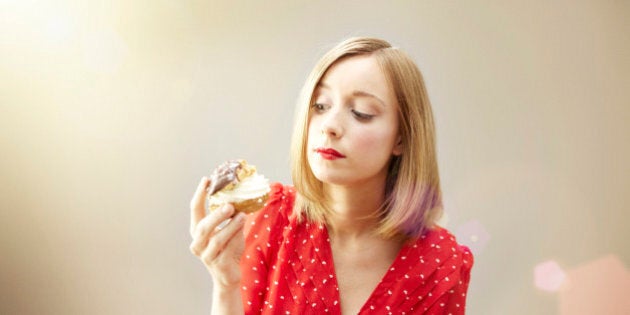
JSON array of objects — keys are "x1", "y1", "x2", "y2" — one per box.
[
  {"x1": 559, "y1": 255, "x2": 630, "y2": 315},
  {"x1": 534, "y1": 260, "x2": 566, "y2": 292},
  {"x1": 454, "y1": 219, "x2": 490, "y2": 255}
]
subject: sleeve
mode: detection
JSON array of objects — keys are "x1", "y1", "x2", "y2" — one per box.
[
  {"x1": 239, "y1": 183, "x2": 292, "y2": 314},
  {"x1": 427, "y1": 245, "x2": 474, "y2": 314}
]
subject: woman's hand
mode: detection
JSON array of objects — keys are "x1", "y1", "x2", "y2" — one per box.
[{"x1": 189, "y1": 177, "x2": 246, "y2": 289}]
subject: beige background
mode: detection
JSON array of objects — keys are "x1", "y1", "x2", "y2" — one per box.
[{"x1": 1, "y1": 1, "x2": 628, "y2": 314}]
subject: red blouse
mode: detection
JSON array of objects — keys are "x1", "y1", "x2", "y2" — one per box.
[{"x1": 240, "y1": 183, "x2": 473, "y2": 314}]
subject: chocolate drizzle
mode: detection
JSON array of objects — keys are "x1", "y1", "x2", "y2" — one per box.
[{"x1": 207, "y1": 160, "x2": 242, "y2": 195}]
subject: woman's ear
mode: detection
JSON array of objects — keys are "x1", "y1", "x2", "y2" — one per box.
[{"x1": 392, "y1": 135, "x2": 403, "y2": 156}]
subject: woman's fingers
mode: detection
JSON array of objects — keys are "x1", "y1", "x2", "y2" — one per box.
[
  {"x1": 190, "y1": 177, "x2": 210, "y2": 236},
  {"x1": 188, "y1": 178, "x2": 246, "y2": 289},
  {"x1": 200, "y1": 212, "x2": 246, "y2": 265},
  {"x1": 222, "y1": 217, "x2": 245, "y2": 261},
  {"x1": 189, "y1": 204, "x2": 235, "y2": 256}
]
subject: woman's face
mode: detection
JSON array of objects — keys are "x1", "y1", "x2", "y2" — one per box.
[{"x1": 307, "y1": 55, "x2": 402, "y2": 188}]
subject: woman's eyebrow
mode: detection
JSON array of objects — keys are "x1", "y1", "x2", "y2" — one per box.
[
  {"x1": 317, "y1": 82, "x2": 387, "y2": 107},
  {"x1": 352, "y1": 90, "x2": 386, "y2": 108}
]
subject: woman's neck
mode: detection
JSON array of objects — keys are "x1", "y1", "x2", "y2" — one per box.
[{"x1": 324, "y1": 179, "x2": 386, "y2": 240}]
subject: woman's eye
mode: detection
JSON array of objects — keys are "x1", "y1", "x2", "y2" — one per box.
[
  {"x1": 351, "y1": 109, "x2": 374, "y2": 121},
  {"x1": 311, "y1": 103, "x2": 327, "y2": 112}
]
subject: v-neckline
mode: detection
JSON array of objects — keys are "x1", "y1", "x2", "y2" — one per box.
[{"x1": 319, "y1": 224, "x2": 412, "y2": 314}]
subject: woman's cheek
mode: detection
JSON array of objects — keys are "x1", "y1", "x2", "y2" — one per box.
[
  {"x1": 355, "y1": 127, "x2": 392, "y2": 151},
  {"x1": 306, "y1": 119, "x2": 320, "y2": 146}
]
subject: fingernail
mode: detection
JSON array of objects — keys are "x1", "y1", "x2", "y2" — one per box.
[{"x1": 221, "y1": 205, "x2": 231, "y2": 214}]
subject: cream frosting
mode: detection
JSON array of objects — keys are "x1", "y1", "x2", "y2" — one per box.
[{"x1": 207, "y1": 173, "x2": 270, "y2": 205}]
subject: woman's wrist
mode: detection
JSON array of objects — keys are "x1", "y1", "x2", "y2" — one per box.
[
  {"x1": 211, "y1": 281, "x2": 243, "y2": 314},
  {"x1": 212, "y1": 280, "x2": 241, "y2": 295}
]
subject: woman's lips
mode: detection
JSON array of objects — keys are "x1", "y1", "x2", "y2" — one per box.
[{"x1": 315, "y1": 147, "x2": 346, "y2": 160}]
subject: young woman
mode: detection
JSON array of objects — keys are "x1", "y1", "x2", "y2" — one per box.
[{"x1": 190, "y1": 37, "x2": 473, "y2": 314}]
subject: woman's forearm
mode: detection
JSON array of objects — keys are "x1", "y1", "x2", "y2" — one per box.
[{"x1": 211, "y1": 284, "x2": 243, "y2": 315}]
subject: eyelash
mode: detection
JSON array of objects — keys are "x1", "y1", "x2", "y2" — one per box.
[
  {"x1": 311, "y1": 103, "x2": 375, "y2": 121},
  {"x1": 351, "y1": 109, "x2": 374, "y2": 121}
]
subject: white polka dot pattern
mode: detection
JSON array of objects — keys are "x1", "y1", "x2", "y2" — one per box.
[{"x1": 240, "y1": 183, "x2": 474, "y2": 314}]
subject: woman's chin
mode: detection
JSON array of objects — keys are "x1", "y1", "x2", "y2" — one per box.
[{"x1": 313, "y1": 172, "x2": 359, "y2": 187}]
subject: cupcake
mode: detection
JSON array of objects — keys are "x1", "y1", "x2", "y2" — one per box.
[{"x1": 206, "y1": 160, "x2": 270, "y2": 214}]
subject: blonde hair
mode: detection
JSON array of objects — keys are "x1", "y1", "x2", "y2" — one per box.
[{"x1": 290, "y1": 37, "x2": 443, "y2": 239}]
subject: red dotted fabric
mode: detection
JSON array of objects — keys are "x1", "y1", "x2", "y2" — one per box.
[{"x1": 240, "y1": 183, "x2": 473, "y2": 314}]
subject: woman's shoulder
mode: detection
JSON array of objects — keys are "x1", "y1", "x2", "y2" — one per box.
[
  {"x1": 243, "y1": 182, "x2": 295, "y2": 237},
  {"x1": 407, "y1": 225, "x2": 474, "y2": 271}
]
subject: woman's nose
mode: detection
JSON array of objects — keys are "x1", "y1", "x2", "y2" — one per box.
[{"x1": 320, "y1": 108, "x2": 343, "y2": 138}]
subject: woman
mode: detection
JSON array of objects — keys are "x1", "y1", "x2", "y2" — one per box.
[{"x1": 190, "y1": 37, "x2": 473, "y2": 314}]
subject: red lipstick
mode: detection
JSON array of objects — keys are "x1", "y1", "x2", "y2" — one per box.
[{"x1": 315, "y1": 147, "x2": 346, "y2": 160}]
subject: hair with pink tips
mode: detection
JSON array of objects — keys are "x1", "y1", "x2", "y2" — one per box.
[{"x1": 290, "y1": 37, "x2": 443, "y2": 240}]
